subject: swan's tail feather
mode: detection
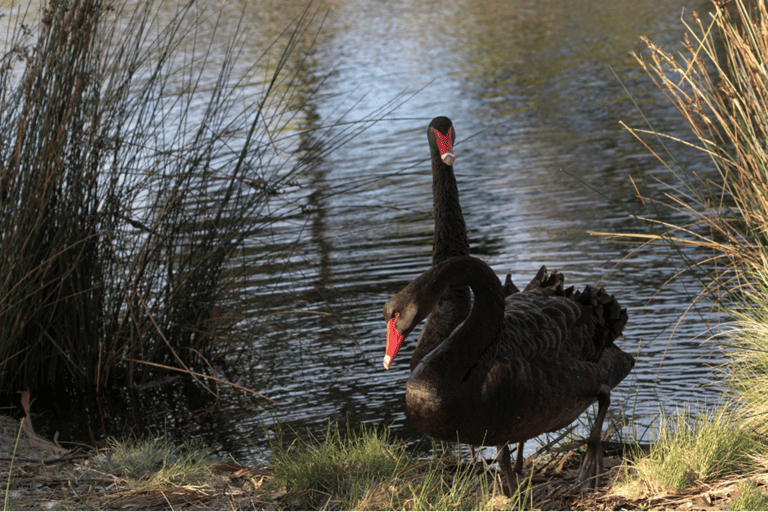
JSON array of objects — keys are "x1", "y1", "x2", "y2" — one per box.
[
  {"x1": 572, "y1": 285, "x2": 629, "y2": 359},
  {"x1": 502, "y1": 274, "x2": 520, "y2": 296},
  {"x1": 503, "y1": 266, "x2": 566, "y2": 297},
  {"x1": 522, "y1": 265, "x2": 565, "y2": 294}
]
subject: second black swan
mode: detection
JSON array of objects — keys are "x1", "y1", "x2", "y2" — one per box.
[{"x1": 414, "y1": 116, "x2": 561, "y2": 471}]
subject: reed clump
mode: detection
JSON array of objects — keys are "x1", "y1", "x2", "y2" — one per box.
[
  {"x1": 601, "y1": 0, "x2": 768, "y2": 435},
  {"x1": 0, "y1": 0, "x2": 356, "y2": 401},
  {"x1": 589, "y1": 0, "x2": 768, "y2": 495}
]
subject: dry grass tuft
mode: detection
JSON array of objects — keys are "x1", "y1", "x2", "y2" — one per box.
[
  {"x1": 600, "y1": 0, "x2": 768, "y2": 459},
  {"x1": 596, "y1": 0, "x2": 768, "y2": 309}
]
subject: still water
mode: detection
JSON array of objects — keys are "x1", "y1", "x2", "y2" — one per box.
[{"x1": 3, "y1": 0, "x2": 723, "y2": 462}]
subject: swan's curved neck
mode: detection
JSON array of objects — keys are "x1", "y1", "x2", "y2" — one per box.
[{"x1": 423, "y1": 257, "x2": 505, "y2": 375}]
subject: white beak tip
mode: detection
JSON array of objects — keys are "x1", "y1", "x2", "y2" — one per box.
[{"x1": 383, "y1": 355, "x2": 391, "y2": 369}]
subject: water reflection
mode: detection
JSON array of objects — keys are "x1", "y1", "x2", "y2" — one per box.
[{"x1": 283, "y1": 0, "x2": 721, "y2": 460}]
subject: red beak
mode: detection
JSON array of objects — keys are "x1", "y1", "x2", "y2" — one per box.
[{"x1": 383, "y1": 314, "x2": 403, "y2": 369}]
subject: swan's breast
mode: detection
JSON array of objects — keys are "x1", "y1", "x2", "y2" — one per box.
[{"x1": 404, "y1": 365, "x2": 477, "y2": 441}]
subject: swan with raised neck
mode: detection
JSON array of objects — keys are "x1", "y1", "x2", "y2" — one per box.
[{"x1": 410, "y1": 117, "x2": 472, "y2": 372}]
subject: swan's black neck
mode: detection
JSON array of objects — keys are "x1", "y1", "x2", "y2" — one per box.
[
  {"x1": 430, "y1": 154, "x2": 469, "y2": 265},
  {"x1": 416, "y1": 257, "x2": 505, "y2": 377},
  {"x1": 411, "y1": 121, "x2": 472, "y2": 372}
]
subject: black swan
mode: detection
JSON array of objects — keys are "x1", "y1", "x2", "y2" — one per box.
[
  {"x1": 410, "y1": 117, "x2": 472, "y2": 372},
  {"x1": 383, "y1": 254, "x2": 634, "y2": 491}
]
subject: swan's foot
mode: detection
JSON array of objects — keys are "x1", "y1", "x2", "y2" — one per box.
[
  {"x1": 497, "y1": 442, "x2": 525, "y2": 497},
  {"x1": 577, "y1": 436, "x2": 604, "y2": 491},
  {"x1": 577, "y1": 385, "x2": 610, "y2": 492}
]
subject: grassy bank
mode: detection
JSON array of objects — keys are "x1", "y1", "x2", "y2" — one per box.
[
  {"x1": 4, "y1": 412, "x2": 768, "y2": 511},
  {"x1": 0, "y1": 415, "x2": 526, "y2": 511}
]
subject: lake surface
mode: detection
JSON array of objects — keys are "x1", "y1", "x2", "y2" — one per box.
[{"x1": 2, "y1": 0, "x2": 725, "y2": 462}]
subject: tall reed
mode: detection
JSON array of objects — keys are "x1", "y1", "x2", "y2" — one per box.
[
  {"x1": 610, "y1": 0, "x2": 768, "y2": 431},
  {"x1": 0, "y1": 0, "x2": 369, "y2": 399}
]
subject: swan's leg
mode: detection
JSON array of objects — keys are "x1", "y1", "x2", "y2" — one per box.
[
  {"x1": 497, "y1": 444, "x2": 519, "y2": 497},
  {"x1": 514, "y1": 441, "x2": 525, "y2": 474},
  {"x1": 578, "y1": 384, "x2": 610, "y2": 491}
]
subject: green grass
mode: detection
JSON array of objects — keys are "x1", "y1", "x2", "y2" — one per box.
[
  {"x1": 621, "y1": 404, "x2": 760, "y2": 493},
  {"x1": 270, "y1": 422, "x2": 406, "y2": 503},
  {"x1": 730, "y1": 480, "x2": 768, "y2": 511},
  {"x1": 266, "y1": 421, "x2": 525, "y2": 510},
  {"x1": 106, "y1": 435, "x2": 215, "y2": 487},
  {"x1": 3, "y1": 418, "x2": 23, "y2": 511},
  {"x1": 721, "y1": 281, "x2": 768, "y2": 441}
]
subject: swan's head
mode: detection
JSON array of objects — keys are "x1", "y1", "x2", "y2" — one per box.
[
  {"x1": 428, "y1": 117, "x2": 456, "y2": 166},
  {"x1": 382, "y1": 274, "x2": 443, "y2": 369}
]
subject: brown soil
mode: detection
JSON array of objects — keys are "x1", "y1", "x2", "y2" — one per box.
[{"x1": 0, "y1": 411, "x2": 274, "y2": 510}]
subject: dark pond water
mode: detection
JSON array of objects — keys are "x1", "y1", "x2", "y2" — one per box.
[{"x1": 3, "y1": 0, "x2": 726, "y2": 463}]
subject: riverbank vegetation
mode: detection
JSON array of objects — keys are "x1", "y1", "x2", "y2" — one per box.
[
  {"x1": 2, "y1": 410, "x2": 767, "y2": 511},
  {"x1": 624, "y1": 0, "x2": 768, "y2": 421},
  {"x1": 0, "y1": 0, "x2": 292, "y2": 397},
  {"x1": 601, "y1": 0, "x2": 768, "y2": 502},
  {"x1": 0, "y1": 0, "x2": 392, "y2": 405}
]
